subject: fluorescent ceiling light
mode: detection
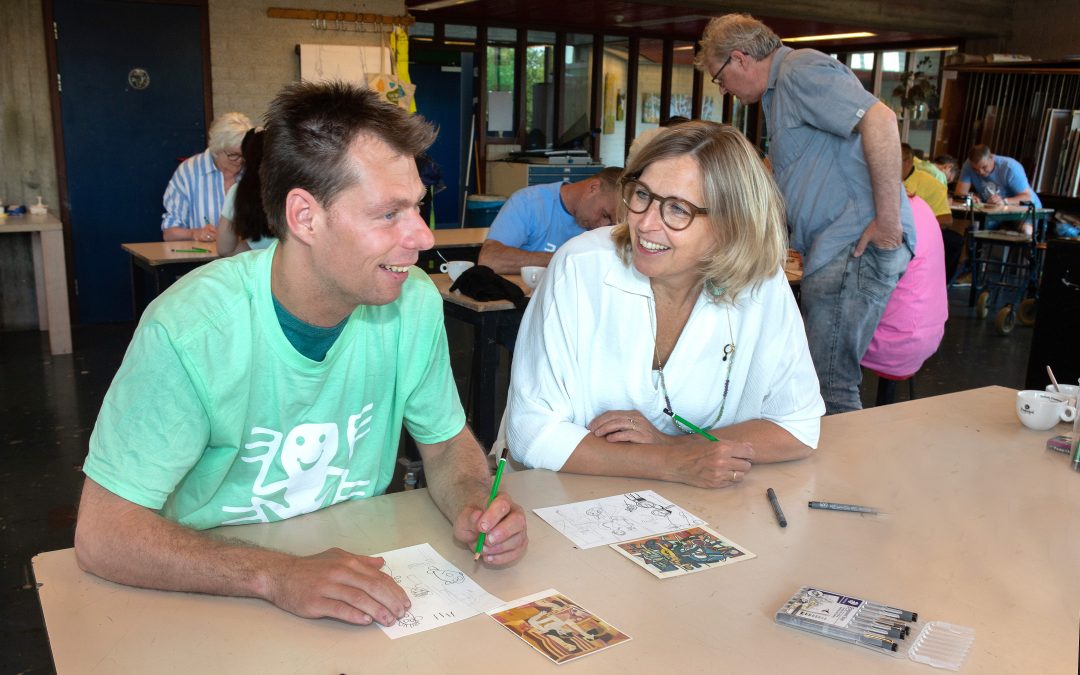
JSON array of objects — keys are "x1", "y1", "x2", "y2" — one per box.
[
  {"x1": 411, "y1": 0, "x2": 479, "y2": 11},
  {"x1": 784, "y1": 32, "x2": 876, "y2": 43},
  {"x1": 674, "y1": 45, "x2": 696, "y2": 51}
]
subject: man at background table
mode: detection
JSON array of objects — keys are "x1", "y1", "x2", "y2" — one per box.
[
  {"x1": 75, "y1": 81, "x2": 527, "y2": 627},
  {"x1": 697, "y1": 13, "x2": 914, "y2": 414},
  {"x1": 477, "y1": 167, "x2": 623, "y2": 274},
  {"x1": 955, "y1": 144, "x2": 1042, "y2": 234}
]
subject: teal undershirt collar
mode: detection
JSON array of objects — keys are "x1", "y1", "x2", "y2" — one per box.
[{"x1": 272, "y1": 295, "x2": 347, "y2": 362}]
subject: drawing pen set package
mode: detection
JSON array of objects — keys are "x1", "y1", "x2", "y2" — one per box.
[{"x1": 775, "y1": 586, "x2": 975, "y2": 671}]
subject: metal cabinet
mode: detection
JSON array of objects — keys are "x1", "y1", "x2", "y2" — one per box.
[{"x1": 487, "y1": 162, "x2": 604, "y2": 197}]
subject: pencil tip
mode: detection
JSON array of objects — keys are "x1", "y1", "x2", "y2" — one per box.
[{"x1": 473, "y1": 552, "x2": 481, "y2": 561}]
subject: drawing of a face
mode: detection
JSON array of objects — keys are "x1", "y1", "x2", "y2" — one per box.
[
  {"x1": 280, "y1": 423, "x2": 338, "y2": 477},
  {"x1": 428, "y1": 566, "x2": 465, "y2": 584}
]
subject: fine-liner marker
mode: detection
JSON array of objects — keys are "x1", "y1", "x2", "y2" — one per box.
[
  {"x1": 808, "y1": 501, "x2": 878, "y2": 514},
  {"x1": 766, "y1": 488, "x2": 787, "y2": 527}
]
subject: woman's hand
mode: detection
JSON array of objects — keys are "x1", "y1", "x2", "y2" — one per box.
[
  {"x1": 588, "y1": 410, "x2": 675, "y2": 446},
  {"x1": 669, "y1": 437, "x2": 754, "y2": 488}
]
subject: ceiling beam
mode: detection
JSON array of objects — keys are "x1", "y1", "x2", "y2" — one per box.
[{"x1": 627, "y1": 0, "x2": 1010, "y2": 39}]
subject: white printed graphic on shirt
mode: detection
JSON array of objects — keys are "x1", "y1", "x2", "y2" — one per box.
[{"x1": 220, "y1": 403, "x2": 376, "y2": 524}]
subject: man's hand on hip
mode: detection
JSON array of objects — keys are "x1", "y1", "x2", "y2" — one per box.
[{"x1": 853, "y1": 218, "x2": 902, "y2": 256}]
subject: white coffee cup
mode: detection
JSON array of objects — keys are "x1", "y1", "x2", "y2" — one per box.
[
  {"x1": 520, "y1": 266, "x2": 546, "y2": 289},
  {"x1": 441, "y1": 260, "x2": 474, "y2": 281},
  {"x1": 1016, "y1": 390, "x2": 1076, "y2": 431},
  {"x1": 1044, "y1": 383, "x2": 1080, "y2": 407}
]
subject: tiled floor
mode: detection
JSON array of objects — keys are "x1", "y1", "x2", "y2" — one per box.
[{"x1": 0, "y1": 287, "x2": 1034, "y2": 673}]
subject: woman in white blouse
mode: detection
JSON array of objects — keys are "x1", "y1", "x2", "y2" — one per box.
[{"x1": 507, "y1": 121, "x2": 824, "y2": 488}]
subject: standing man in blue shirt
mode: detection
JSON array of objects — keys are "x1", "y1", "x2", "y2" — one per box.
[
  {"x1": 697, "y1": 14, "x2": 914, "y2": 414},
  {"x1": 956, "y1": 144, "x2": 1041, "y2": 234},
  {"x1": 477, "y1": 167, "x2": 622, "y2": 274}
]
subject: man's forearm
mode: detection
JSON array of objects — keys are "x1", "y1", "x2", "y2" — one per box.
[
  {"x1": 75, "y1": 478, "x2": 283, "y2": 600},
  {"x1": 859, "y1": 103, "x2": 903, "y2": 234},
  {"x1": 416, "y1": 427, "x2": 492, "y2": 524},
  {"x1": 477, "y1": 240, "x2": 554, "y2": 275}
]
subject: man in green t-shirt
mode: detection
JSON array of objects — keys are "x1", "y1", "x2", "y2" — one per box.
[{"x1": 74, "y1": 81, "x2": 528, "y2": 628}]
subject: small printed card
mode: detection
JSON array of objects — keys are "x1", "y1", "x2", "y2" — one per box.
[
  {"x1": 487, "y1": 589, "x2": 632, "y2": 664},
  {"x1": 610, "y1": 525, "x2": 756, "y2": 579},
  {"x1": 375, "y1": 543, "x2": 502, "y2": 639}
]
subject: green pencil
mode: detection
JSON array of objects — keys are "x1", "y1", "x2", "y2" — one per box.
[
  {"x1": 474, "y1": 457, "x2": 507, "y2": 560},
  {"x1": 172, "y1": 247, "x2": 210, "y2": 253},
  {"x1": 670, "y1": 412, "x2": 719, "y2": 442}
]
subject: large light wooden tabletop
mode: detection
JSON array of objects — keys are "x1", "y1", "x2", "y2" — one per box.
[{"x1": 33, "y1": 387, "x2": 1079, "y2": 673}]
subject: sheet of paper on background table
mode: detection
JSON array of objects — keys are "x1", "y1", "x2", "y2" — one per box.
[
  {"x1": 376, "y1": 543, "x2": 502, "y2": 639},
  {"x1": 610, "y1": 524, "x2": 756, "y2": 579},
  {"x1": 487, "y1": 588, "x2": 632, "y2": 665},
  {"x1": 533, "y1": 490, "x2": 706, "y2": 549}
]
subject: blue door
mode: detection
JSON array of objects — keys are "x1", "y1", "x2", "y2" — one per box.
[
  {"x1": 54, "y1": 0, "x2": 208, "y2": 322},
  {"x1": 411, "y1": 56, "x2": 474, "y2": 228}
]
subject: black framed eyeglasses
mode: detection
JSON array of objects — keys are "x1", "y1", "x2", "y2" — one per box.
[
  {"x1": 710, "y1": 55, "x2": 733, "y2": 86},
  {"x1": 621, "y1": 179, "x2": 708, "y2": 231}
]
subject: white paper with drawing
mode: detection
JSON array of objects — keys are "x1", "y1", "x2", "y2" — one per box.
[
  {"x1": 376, "y1": 543, "x2": 502, "y2": 639},
  {"x1": 533, "y1": 490, "x2": 706, "y2": 549}
]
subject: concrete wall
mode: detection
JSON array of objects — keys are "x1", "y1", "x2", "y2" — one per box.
[
  {"x1": 0, "y1": 0, "x2": 58, "y2": 211},
  {"x1": 0, "y1": 0, "x2": 56, "y2": 328},
  {"x1": 208, "y1": 0, "x2": 404, "y2": 125}
]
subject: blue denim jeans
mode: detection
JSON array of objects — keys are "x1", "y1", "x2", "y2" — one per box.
[{"x1": 800, "y1": 243, "x2": 912, "y2": 414}]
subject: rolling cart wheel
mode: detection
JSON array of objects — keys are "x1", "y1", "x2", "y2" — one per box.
[
  {"x1": 975, "y1": 290, "x2": 990, "y2": 319},
  {"x1": 1017, "y1": 298, "x2": 1037, "y2": 327},
  {"x1": 995, "y1": 306, "x2": 1016, "y2": 335}
]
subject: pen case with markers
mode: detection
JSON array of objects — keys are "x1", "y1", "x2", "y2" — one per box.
[{"x1": 775, "y1": 585, "x2": 975, "y2": 671}]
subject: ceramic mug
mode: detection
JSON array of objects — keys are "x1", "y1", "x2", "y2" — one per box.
[
  {"x1": 1016, "y1": 390, "x2": 1076, "y2": 431},
  {"x1": 1044, "y1": 383, "x2": 1080, "y2": 407},
  {"x1": 520, "y1": 266, "x2": 546, "y2": 289},
  {"x1": 441, "y1": 260, "x2": 474, "y2": 281}
]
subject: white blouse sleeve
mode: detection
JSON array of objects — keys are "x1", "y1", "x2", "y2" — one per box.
[{"x1": 506, "y1": 253, "x2": 591, "y2": 470}]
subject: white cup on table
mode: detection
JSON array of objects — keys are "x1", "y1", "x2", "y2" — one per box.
[
  {"x1": 520, "y1": 266, "x2": 546, "y2": 290},
  {"x1": 1016, "y1": 390, "x2": 1076, "y2": 431},
  {"x1": 1045, "y1": 383, "x2": 1080, "y2": 407},
  {"x1": 441, "y1": 260, "x2": 474, "y2": 281}
]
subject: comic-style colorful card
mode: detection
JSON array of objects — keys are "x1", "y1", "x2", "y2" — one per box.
[
  {"x1": 487, "y1": 589, "x2": 631, "y2": 664},
  {"x1": 610, "y1": 525, "x2": 756, "y2": 579}
]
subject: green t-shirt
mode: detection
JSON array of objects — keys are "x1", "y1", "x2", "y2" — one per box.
[{"x1": 84, "y1": 243, "x2": 466, "y2": 530}]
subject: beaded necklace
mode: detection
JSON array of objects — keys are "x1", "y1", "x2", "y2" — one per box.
[{"x1": 651, "y1": 293, "x2": 736, "y2": 435}]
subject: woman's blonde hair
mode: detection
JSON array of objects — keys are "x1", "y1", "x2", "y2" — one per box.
[{"x1": 611, "y1": 120, "x2": 787, "y2": 303}]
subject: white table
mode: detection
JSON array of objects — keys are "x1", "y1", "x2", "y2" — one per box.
[
  {"x1": 1, "y1": 212, "x2": 71, "y2": 354},
  {"x1": 33, "y1": 387, "x2": 1080, "y2": 672}
]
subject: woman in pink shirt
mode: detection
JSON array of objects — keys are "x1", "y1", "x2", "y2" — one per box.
[{"x1": 861, "y1": 196, "x2": 948, "y2": 378}]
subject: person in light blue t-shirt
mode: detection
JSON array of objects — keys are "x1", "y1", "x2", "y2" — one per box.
[
  {"x1": 956, "y1": 144, "x2": 1042, "y2": 234},
  {"x1": 477, "y1": 167, "x2": 622, "y2": 274},
  {"x1": 76, "y1": 81, "x2": 528, "y2": 629}
]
